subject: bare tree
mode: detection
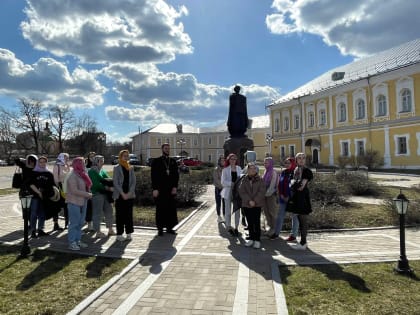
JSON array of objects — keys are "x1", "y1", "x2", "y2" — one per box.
[
  {"x1": 0, "y1": 115, "x2": 17, "y2": 161},
  {"x1": 48, "y1": 105, "x2": 76, "y2": 152},
  {"x1": 65, "y1": 113, "x2": 100, "y2": 155},
  {"x1": 0, "y1": 98, "x2": 45, "y2": 154}
]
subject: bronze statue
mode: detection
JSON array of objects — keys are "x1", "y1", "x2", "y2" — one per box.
[{"x1": 227, "y1": 85, "x2": 249, "y2": 138}]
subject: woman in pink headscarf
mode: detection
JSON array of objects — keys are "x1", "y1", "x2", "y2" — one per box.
[
  {"x1": 262, "y1": 157, "x2": 279, "y2": 236},
  {"x1": 65, "y1": 157, "x2": 92, "y2": 251}
]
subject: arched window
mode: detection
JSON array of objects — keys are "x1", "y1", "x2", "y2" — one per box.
[
  {"x1": 401, "y1": 89, "x2": 412, "y2": 112},
  {"x1": 356, "y1": 99, "x2": 365, "y2": 119},
  {"x1": 339, "y1": 102, "x2": 346, "y2": 122},
  {"x1": 377, "y1": 94, "x2": 387, "y2": 116}
]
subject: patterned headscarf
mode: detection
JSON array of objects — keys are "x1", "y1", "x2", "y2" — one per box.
[
  {"x1": 33, "y1": 156, "x2": 50, "y2": 173},
  {"x1": 262, "y1": 157, "x2": 274, "y2": 186},
  {"x1": 91, "y1": 155, "x2": 104, "y2": 173},
  {"x1": 118, "y1": 150, "x2": 131, "y2": 171},
  {"x1": 56, "y1": 153, "x2": 69, "y2": 166},
  {"x1": 72, "y1": 157, "x2": 92, "y2": 190}
]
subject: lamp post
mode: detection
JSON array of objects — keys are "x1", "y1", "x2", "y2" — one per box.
[
  {"x1": 177, "y1": 138, "x2": 186, "y2": 161},
  {"x1": 392, "y1": 190, "x2": 413, "y2": 276},
  {"x1": 19, "y1": 194, "x2": 32, "y2": 258},
  {"x1": 265, "y1": 134, "x2": 273, "y2": 156}
]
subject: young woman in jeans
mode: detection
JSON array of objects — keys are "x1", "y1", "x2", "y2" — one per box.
[
  {"x1": 65, "y1": 157, "x2": 92, "y2": 251},
  {"x1": 271, "y1": 157, "x2": 299, "y2": 241}
]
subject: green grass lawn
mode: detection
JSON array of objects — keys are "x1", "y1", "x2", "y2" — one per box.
[
  {"x1": 280, "y1": 260, "x2": 420, "y2": 315},
  {"x1": 0, "y1": 245, "x2": 130, "y2": 315}
]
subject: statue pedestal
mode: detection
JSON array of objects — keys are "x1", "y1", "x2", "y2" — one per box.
[{"x1": 223, "y1": 137, "x2": 254, "y2": 168}]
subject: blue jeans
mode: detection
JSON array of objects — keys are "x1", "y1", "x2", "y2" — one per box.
[
  {"x1": 274, "y1": 201, "x2": 299, "y2": 236},
  {"x1": 30, "y1": 198, "x2": 45, "y2": 233},
  {"x1": 67, "y1": 202, "x2": 87, "y2": 244}
]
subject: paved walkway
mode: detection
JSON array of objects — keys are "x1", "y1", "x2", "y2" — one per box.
[{"x1": 1, "y1": 188, "x2": 420, "y2": 315}]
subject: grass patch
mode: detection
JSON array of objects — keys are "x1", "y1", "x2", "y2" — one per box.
[
  {"x1": 0, "y1": 244, "x2": 130, "y2": 315},
  {"x1": 280, "y1": 260, "x2": 420, "y2": 315},
  {"x1": 0, "y1": 188, "x2": 19, "y2": 196}
]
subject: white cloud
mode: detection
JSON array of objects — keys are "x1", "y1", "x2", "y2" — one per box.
[
  {"x1": 267, "y1": 0, "x2": 420, "y2": 57},
  {"x1": 0, "y1": 49, "x2": 105, "y2": 106},
  {"x1": 21, "y1": 0, "x2": 192, "y2": 64},
  {"x1": 103, "y1": 64, "x2": 280, "y2": 128}
]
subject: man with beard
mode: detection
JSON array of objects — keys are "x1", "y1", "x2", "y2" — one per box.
[{"x1": 151, "y1": 143, "x2": 180, "y2": 236}]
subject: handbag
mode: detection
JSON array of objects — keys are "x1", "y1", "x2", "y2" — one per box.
[{"x1": 12, "y1": 167, "x2": 23, "y2": 189}]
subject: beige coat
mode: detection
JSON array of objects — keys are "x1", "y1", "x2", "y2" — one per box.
[{"x1": 65, "y1": 172, "x2": 91, "y2": 206}]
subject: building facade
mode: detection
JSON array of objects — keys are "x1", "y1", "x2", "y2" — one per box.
[
  {"x1": 131, "y1": 116, "x2": 270, "y2": 164},
  {"x1": 268, "y1": 39, "x2": 420, "y2": 169}
]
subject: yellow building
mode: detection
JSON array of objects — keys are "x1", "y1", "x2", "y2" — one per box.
[
  {"x1": 131, "y1": 116, "x2": 270, "y2": 164},
  {"x1": 268, "y1": 39, "x2": 420, "y2": 169}
]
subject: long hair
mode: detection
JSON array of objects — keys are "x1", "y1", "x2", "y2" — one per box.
[{"x1": 224, "y1": 153, "x2": 237, "y2": 168}]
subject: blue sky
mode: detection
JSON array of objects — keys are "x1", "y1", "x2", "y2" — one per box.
[{"x1": 0, "y1": 0, "x2": 419, "y2": 143}]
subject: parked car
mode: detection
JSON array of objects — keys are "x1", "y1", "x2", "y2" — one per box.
[
  {"x1": 182, "y1": 157, "x2": 202, "y2": 167},
  {"x1": 111, "y1": 155, "x2": 119, "y2": 165},
  {"x1": 0, "y1": 160, "x2": 7, "y2": 166},
  {"x1": 129, "y1": 154, "x2": 140, "y2": 165}
]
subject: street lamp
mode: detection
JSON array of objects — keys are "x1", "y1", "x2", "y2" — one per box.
[
  {"x1": 19, "y1": 194, "x2": 32, "y2": 258},
  {"x1": 265, "y1": 134, "x2": 273, "y2": 156},
  {"x1": 392, "y1": 190, "x2": 413, "y2": 276},
  {"x1": 177, "y1": 138, "x2": 186, "y2": 161}
]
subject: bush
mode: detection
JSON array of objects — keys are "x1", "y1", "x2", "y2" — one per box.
[
  {"x1": 357, "y1": 150, "x2": 384, "y2": 170},
  {"x1": 335, "y1": 170, "x2": 381, "y2": 196},
  {"x1": 337, "y1": 155, "x2": 355, "y2": 169},
  {"x1": 134, "y1": 167, "x2": 212, "y2": 206}
]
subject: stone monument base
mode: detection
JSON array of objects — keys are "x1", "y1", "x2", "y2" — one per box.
[{"x1": 223, "y1": 137, "x2": 254, "y2": 168}]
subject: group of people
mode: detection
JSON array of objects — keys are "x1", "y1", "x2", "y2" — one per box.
[
  {"x1": 16, "y1": 150, "x2": 137, "y2": 251},
  {"x1": 213, "y1": 152, "x2": 313, "y2": 250}
]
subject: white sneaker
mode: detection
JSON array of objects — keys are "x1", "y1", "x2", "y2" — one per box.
[
  {"x1": 290, "y1": 243, "x2": 307, "y2": 250},
  {"x1": 253, "y1": 241, "x2": 261, "y2": 249},
  {"x1": 69, "y1": 242, "x2": 80, "y2": 251},
  {"x1": 78, "y1": 241, "x2": 88, "y2": 248},
  {"x1": 116, "y1": 235, "x2": 125, "y2": 242},
  {"x1": 217, "y1": 216, "x2": 224, "y2": 223},
  {"x1": 126, "y1": 234, "x2": 132, "y2": 240},
  {"x1": 245, "y1": 240, "x2": 254, "y2": 247},
  {"x1": 94, "y1": 231, "x2": 107, "y2": 238}
]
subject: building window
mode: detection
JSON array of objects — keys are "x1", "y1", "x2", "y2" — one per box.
[
  {"x1": 308, "y1": 112, "x2": 314, "y2": 127},
  {"x1": 208, "y1": 137, "x2": 212, "y2": 145},
  {"x1": 284, "y1": 117, "x2": 289, "y2": 131},
  {"x1": 280, "y1": 146, "x2": 285, "y2": 159},
  {"x1": 290, "y1": 145, "x2": 295, "y2": 157},
  {"x1": 401, "y1": 89, "x2": 412, "y2": 112},
  {"x1": 356, "y1": 99, "x2": 365, "y2": 119},
  {"x1": 194, "y1": 138, "x2": 198, "y2": 146},
  {"x1": 397, "y1": 137, "x2": 407, "y2": 154},
  {"x1": 157, "y1": 138, "x2": 161, "y2": 145},
  {"x1": 356, "y1": 140, "x2": 365, "y2": 156},
  {"x1": 293, "y1": 115, "x2": 300, "y2": 129},
  {"x1": 341, "y1": 142, "x2": 350, "y2": 157},
  {"x1": 208, "y1": 155, "x2": 212, "y2": 161},
  {"x1": 319, "y1": 110, "x2": 326, "y2": 125},
  {"x1": 275, "y1": 118, "x2": 280, "y2": 132},
  {"x1": 377, "y1": 95, "x2": 387, "y2": 116},
  {"x1": 338, "y1": 102, "x2": 346, "y2": 122}
]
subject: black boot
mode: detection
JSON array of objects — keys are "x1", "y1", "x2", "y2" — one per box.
[{"x1": 53, "y1": 222, "x2": 64, "y2": 231}]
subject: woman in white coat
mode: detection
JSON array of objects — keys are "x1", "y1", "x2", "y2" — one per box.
[{"x1": 221, "y1": 153, "x2": 242, "y2": 236}]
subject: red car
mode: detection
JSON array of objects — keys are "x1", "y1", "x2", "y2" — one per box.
[{"x1": 181, "y1": 157, "x2": 202, "y2": 166}]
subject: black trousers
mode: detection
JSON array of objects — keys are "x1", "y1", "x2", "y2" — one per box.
[
  {"x1": 297, "y1": 214, "x2": 308, "y2": 245},
  {"x1": 155, "y1": 193, "x2": 178, "y2": 231},
  {"x1": 115, "y1": 198, "x2": 134, "y2": 235},
  {"x1": 243, "y1": 207, "x2": 262, "y2": 241}
]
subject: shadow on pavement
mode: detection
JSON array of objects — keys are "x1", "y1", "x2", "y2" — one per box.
[{"x1": 139, "y1": 233, "x2": 177, "y2": 274}]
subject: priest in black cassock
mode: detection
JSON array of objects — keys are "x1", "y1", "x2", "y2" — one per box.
[{"x1": 151, "y1": 143, "x2": 180, "y2": 236}]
